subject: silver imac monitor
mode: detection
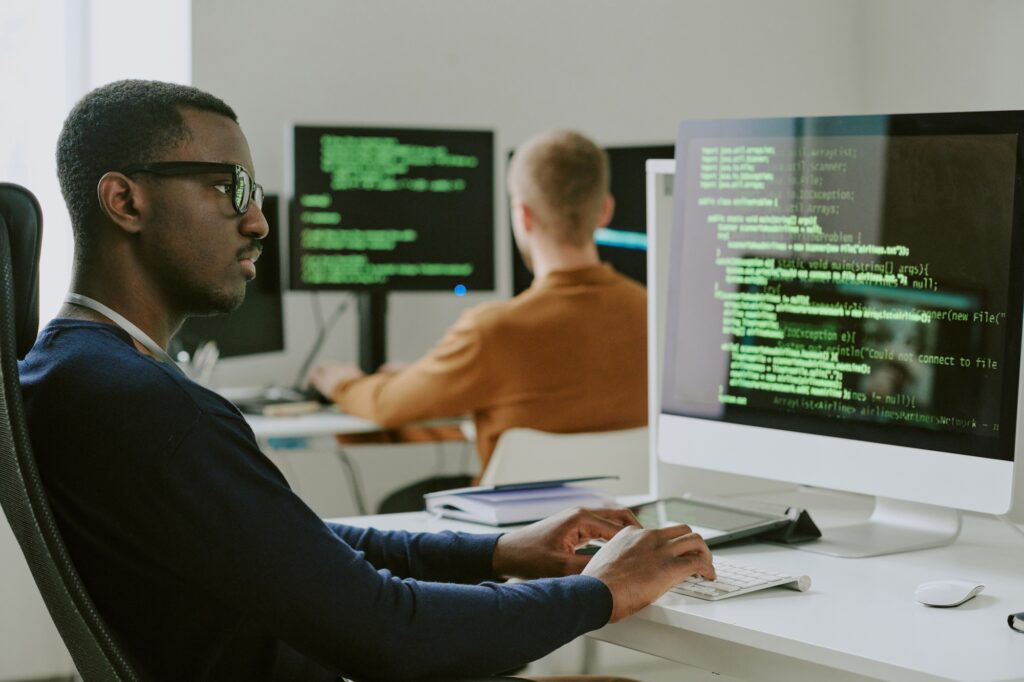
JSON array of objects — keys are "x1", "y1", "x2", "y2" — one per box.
[{"x1": 659, "y1": 112, "x2": 1024, "y2": 557}]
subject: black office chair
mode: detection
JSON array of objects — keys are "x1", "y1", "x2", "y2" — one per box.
[{"x1": 0, "y1": 183, "x2": 139, "y2": 681}]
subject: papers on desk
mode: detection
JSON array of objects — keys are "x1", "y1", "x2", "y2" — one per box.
[{"x1": 425, "y1": 477, "x2": 615, "y2": 526}]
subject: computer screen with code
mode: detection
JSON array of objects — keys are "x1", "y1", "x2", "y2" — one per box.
[
  {"x1": 290, "y1": 126, "x2": 494, "y2": 293},
  {"x1": 663, "y1": 113, "x2": 1024, "y2": 463}
]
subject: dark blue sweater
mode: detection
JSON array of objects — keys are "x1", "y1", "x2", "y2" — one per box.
[{"x1": 18, "y1": 320, "x2": 612, "y2": 681}]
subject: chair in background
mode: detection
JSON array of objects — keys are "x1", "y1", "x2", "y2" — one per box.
[
  {"x1": 0, "y1": 183, "x2": 139, "y2": 681},
  {"x1": 480, "y1": 427, "x2": 650, "y2": 497}
]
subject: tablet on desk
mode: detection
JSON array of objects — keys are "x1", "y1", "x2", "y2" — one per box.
[{"x1": 631, "y1": 496, "x2": 796, "y2": 547}]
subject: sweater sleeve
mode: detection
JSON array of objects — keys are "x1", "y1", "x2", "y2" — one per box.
[
  {"x1": 152, "y1": 413, "x2": 612, "y2": 680},
  {"x1": 330, "y1": 308, "x2": 497, "y2": 426},
  {"x1": 326, "y1": 521, "x2": 501, "y2": 583}
]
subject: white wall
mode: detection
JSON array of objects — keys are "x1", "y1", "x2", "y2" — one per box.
[
  {"x1": 192, "y1": 0, "x2": 1024, "y2": 507},
  {"x1": 857, "y1": 0, "x2": 1024, "y2": 114},
  {"x1": 190, "y1": 0, "x2": 868, "y2": 506},
  {"x1": 192, "y1": 0, "x2": 865, "y2": 390}
]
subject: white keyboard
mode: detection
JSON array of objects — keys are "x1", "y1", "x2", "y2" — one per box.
[{"x1": 671, "y1": 558, "x2": 811, "y2": 601}]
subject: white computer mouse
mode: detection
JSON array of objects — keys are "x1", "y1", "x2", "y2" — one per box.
[{"x1": 914, "y1": 579, "x2": 985, "y2": 607}]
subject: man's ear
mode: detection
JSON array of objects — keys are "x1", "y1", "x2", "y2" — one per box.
[
  {"x1": 597, "y1": 194, "x2": 614, "y2": 228},
  {"x1": 96, "y1": 171, "x2": 144, "y2": 235},
  {"x1": 515, "y1": 200, "x2": 536, "y2": 234}
]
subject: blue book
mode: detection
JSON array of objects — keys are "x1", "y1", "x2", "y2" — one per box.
[{"x1": 424, "y1": 476, "x2": 616, "y2": 526}]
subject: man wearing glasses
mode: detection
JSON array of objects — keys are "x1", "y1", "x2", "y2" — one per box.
[{"x1": 18, "y1": 79, "x2": 713, "y2": 681}]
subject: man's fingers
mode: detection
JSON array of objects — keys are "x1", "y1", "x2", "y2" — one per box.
[
  {"x1": 575, "y1": 517, "x2": 631, "y2": 542},
  {"x1": 586, "y1": 506, "x2": 642, "y2": 528},
  {"x1": 652, "y1": 522, "x2": 694, "y2": 540},
  {"x1": 676, "y1": 551, "x2": 716, "y2": 581},
  {"x1": 665, "y1": 533, "x2": 716, "y2": 580},
  {"x1": 573, "y1": 508, "x2": 643, "y2": 541},
  {"x1": 665, "y1": 532, "x2": 710, "y2": 558}
]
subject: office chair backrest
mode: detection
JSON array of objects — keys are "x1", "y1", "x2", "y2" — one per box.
[
  {"x1": 480, "y1": 427, "x2": 650, "y2": 497},
  {"x1": 0, "y1": 183, "x2": 139, "y2": 681}
]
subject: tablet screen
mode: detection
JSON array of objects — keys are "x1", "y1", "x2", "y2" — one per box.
[{"x1": 632, "y1": 497, "x2": 782, "y2": 536}]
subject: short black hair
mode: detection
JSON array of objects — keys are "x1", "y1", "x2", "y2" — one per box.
[{"x1": 56, "y1": 79, "x2": 238, "y2": 252}]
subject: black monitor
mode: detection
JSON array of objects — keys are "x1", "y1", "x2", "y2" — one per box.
[
  {"x1": 174, "y1": 195, "x2": 284, "y2": 358},
  {"x1": 511, "y1": 144, "x2": 673, "y2": 294},
  {"x1": 290, "y1": 125, "x2": 495, "y2": 371}
]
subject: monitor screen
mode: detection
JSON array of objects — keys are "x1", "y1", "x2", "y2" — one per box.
[
  {"x1": 290, "y1": 125, "x2": 494, "y2": 293},
  {"x1": 511, "y1": 144, "x2": 673, "y2": 294},
  {"x1": 659, "y1": 112, "x2": 1024, "y2": 519},
  {"x1": 174, "y1": 195, "x2": 285, "y2": 359}
]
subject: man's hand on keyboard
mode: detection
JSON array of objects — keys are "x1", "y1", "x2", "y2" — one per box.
[
  {"x1": 581, "y1": 524, "x2": 716, "y2": 623},
  {"x1": 492, "y1": 506, "x2": 641, "y2": 579}
]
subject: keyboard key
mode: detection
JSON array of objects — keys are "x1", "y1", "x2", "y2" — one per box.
[{"x1": 671, "y1": 558, "x2": 811, "y2": 601}]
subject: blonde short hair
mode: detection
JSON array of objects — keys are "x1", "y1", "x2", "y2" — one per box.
[{"x1": 507, "y1": 130, "x2": 609, "y2": 246}]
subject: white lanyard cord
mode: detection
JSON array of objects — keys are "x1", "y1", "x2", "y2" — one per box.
[{"x1": 64, "y1": 293, "x2": 183, "y2": 374}]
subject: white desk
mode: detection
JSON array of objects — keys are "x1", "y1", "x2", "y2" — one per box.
[
  {"x1": 246, "y1": 409, "x2": 379, "y2": 440},
  {"x1": 242, "y1": 409, "x2": 381, "y2": 515},
  {"x1": 332, "y1": 491, "x2": 1024, "y2": 682},
  {"x1": 244, "y1": 409, "x2": 473, "y2": 516}
]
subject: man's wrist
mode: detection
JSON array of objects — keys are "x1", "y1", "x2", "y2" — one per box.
[{"x1": 491, "y1": 532, "x2": 513, "y2": 578}]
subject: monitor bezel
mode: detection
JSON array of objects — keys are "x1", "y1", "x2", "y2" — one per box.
[
  {"x1": 657, "y1": 112, "x2": 1024, "y2": 515},
  {"x1": 288, "y1": 124, "x2": 496, "y2": 293}
]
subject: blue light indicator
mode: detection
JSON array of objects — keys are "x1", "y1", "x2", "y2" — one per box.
[
  {"x1": 454, "y1": 284, "x2": 468, "y2": 296},
  {"x1": 595, "y1": 227, "x2": 647, "y2": 251}
]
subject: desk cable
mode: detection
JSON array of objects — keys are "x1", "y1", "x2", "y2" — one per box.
[
  {"x1": 292, "y1": 293, "x2": 349, "y2": 389},
  {"x1": 290, "y1": 294, "x2": 370, "y2": 515},
  {"x1": 334, "y1": 447, "x2": 369, "y2": 516}
]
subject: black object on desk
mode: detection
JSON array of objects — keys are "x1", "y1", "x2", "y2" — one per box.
[
  {"x1": 232, "y1": 386, "x2": 333, "y2": 416},
  {"x1": 629, "y1": 495, "x2": 821, "y2": 548},
  {"x1": 1008, "y1": 613, "x2": 1024, "y2": 632},
  {"x1": 753, "y1": 507, "x2": 822, "y2": 544}
]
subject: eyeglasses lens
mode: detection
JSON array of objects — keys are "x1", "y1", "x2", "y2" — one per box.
[
  {"x1": 231, "y1": 166, "x2": 263, "y2": 214},
  {"x1": 234, "y1": 167, "x2": 251, "y2": 214}
]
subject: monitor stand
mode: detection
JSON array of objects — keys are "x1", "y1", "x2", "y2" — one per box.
[
  {"x1": 796, "y1": 497, "x2": 962, "y2": 558},
  {"x1": 356, "y1": 290, "x2": 387, "y2": 374}
]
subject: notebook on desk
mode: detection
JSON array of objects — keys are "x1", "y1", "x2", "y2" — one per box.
[{"x1": 425, "y1": 477, "x2": 616, "y2": 526}]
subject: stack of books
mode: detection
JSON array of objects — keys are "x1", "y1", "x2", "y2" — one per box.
[{"x1": 424, "y1": 477, "x2": 615, "y2": 526}]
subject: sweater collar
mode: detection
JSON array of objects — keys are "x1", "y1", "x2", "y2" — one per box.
[{"x1": 531, "y1": 263, "x2": 618, "y2": 290}]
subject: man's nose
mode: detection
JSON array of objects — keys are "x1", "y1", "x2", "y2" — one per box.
[{"x1": 241, "y1": 202, "x2": 270, "y2": 240}]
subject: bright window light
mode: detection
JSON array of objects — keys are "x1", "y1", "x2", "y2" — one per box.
[{"x1": 0, "y1": 0, "x2": 189, "y2": 326}]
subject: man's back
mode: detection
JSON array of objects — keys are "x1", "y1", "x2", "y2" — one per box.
[
  {"x1": 466, "y1": 264, "x2": 647, "y2": 464},
  {"x1": 330, "y1": 263, "x2": 647, "y2": 468}
]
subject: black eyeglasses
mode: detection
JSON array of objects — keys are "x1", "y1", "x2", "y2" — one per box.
[{"x1": 120, "y1": 161, "x2": 264, "y2": 215}]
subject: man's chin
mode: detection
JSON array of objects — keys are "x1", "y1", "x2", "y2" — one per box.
[
  {"x1": 217, "y1": 290, "x2": 247, "y2": 314},
  {"x1": 190, "y1": 288, "x2": 247, "y2": 317}
]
